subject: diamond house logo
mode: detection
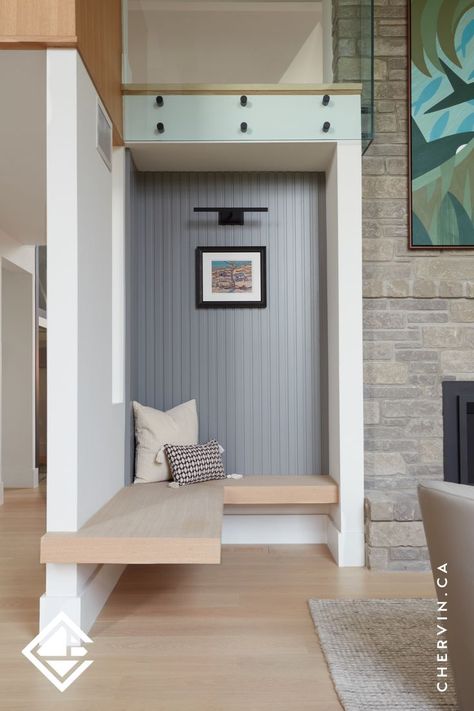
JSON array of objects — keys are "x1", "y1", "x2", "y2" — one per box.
[{"x1": 22, "y1": 612, "x2": 93, "y2": 692}]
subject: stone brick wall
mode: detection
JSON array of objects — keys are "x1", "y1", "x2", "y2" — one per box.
[{"x1": 334, "y1": 0, "x2": 474, "y2": 569}]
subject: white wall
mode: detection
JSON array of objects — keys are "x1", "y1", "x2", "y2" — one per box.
[
  {"x1": 1, "y1": 264, "x2": 37, "y2": 489},
  {"x1": 42, "y1": 49, "x2": 126, "y2": 631},
  {"x1": 0, "y1": 51, "x2": 46, "y2": 245},
  {"x1": 0, "y1": 232, "x2": 37, "y2": 503},
  {"x1": 128, "y1": 1, "x2": 323, "y2": 84}
]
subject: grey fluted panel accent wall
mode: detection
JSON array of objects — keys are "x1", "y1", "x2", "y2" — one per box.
[{"x1": 128, "y1": 170, "x2": 325, "y2": 477}]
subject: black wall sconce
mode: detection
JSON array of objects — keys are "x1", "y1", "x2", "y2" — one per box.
[
  {"x1": 322, "y1": 121, "x2": 331, "y2": 133},
  {"x1": 240, "y1": 95, "x2": 248, "y2": 107},
  {"x1": 194, "y1": 207, "x2": 268, "y2": 226},
  {"x1": 322, "y1": 94, "x2": 330, "y2": 106},
  {"x1": 156, "y1": 95, "x2": 164, "y2": 107},
  {"x1": 156, "y1": 122, "x2": 165, "y2": 133},
  {"x1": 240, "y1": 122, "x2": 248, "y2": 133}
]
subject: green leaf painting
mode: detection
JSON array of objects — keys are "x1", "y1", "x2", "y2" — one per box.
[{"x1": 410, "y1": 0, "x2": 474, "y2": 247}]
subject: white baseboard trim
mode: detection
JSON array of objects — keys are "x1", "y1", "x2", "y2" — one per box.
[
  {"x1": 3, "y1": 467, "x2": 39, "y2": 489},
  {"x1": 327, "y1": 517, "x2": 365, "y2": 567},
  {"x1": 222, "y1": 514, "x2": 328, "y2": 545},
  {"x1": 40, "y1": 563, "x2": 125, "y2": 633}
]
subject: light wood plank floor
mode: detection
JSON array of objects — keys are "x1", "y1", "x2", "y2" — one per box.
[{"x1": 0, "y1": 486, "x2": 435, "y2": 711}]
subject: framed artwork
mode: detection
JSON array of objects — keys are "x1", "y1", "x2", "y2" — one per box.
[
  {"x1": 409, "y1": 0, "x2": 474, "y2": 249},
  {"x1": 196, "y1": 246, "x2": 267, "y2": 308}
]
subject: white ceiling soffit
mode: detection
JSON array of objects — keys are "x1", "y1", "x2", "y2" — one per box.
[
  {"x1": 0, "y1": 50, "x2": 47, "y2": 245},
  {"x1": 128, "y1": 141, "x2": 336, "y2": 172}
]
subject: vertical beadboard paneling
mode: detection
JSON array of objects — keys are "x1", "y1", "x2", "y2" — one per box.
[{"x1": 130, "y1": 172, "x2": 324, "y2": 476}]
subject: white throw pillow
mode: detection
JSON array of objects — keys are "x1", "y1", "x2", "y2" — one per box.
[{"x1": 133, "y1": 400, "x2": 198, "y2": 483}]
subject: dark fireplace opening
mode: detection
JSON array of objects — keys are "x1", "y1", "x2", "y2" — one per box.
[{"x1": 443, "y1": 381, "x2": 474, "y2": 486}]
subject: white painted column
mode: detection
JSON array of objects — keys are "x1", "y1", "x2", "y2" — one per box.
[
  {"x1": 46, "y1": 49, "x2": 79, "y2": 532},
  {"x1": 42, "y1": 49, "x2": 126, "y2": 632},
  {"x1": 325, "y1": 140, "x2": 365, "y2": 566}
]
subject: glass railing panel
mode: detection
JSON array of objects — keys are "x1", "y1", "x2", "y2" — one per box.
[
  {"x1": 123, "y1": 90, "x2": 361, "y2": 143},
  {"x1": 332, "y1": 0, "x2": 374, "y2": 149},
  {"x1": 122, "y1": 0, "x2": 374, "y2": 147},
  {"x1": 124, "y1": 1, "x2": 327, "y2": 85}
]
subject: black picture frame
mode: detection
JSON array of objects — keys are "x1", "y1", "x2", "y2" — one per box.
[{"x1": 196, "y1": 246, "x2": 267, "y2": 309}]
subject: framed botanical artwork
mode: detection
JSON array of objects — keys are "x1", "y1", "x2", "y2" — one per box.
[
  {"x1": 409, "y1": 0, "x2": 474, "y2": 249},
  {"x1": 196, "y1": 246, "x2": 267, "y2": 308}
]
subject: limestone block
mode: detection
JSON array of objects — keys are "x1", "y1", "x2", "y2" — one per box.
[
  {"x1": 376, "y1": 113, "x2": 397, "y2": 132},
  {"x1": 367, "y1": 520, "x2": 426, "y2": 547},
  {"x1": 363, "y1": 176, "x2": 408, "y2": 199},
  {"x1": 459, "y1": 327, "x2": 474, "y2": 348},
  {"x1": 383, "y1": 280, "x2": 411, "y2": 297},
  {"x1": 364, "y1": 362, "x2": 409, "y2": 384},
  {"x1": 422, "y1": 326, "x2": 460, "y2": 347},
  {"x1": 393, "y1": 496, "x2": 422, "y2": 521},
  {"x1": 415, "y1": 259, "x2": 474, "y2": 282},
  {"x1": 412, "y1": 279, "x2": 438, "y2": 297},
  {"x1": 366, "y1": 546, "x2": 389, "y2": 569},
  {"x1": 386, "y1": 157, "x2": 407, "y2": 174},
  {"x1": 377, "y1": 100, "x2": 395, "y2": 112},
  {"x1": 441, "y1": 350, "x2": 474, "y2": 374},
  {"x1": 363, "y1": 220, "x2": 384, "y2": 238},
  {"x1": 405, "y1": 418, "x2": 442, "y2": 438},
  {"x1": 407, "y1": 312, "x2": 448, "y2": 324},
  {"x1": 375, "y1": 81, "x2": 407, "y2": 100},
  {"x1": 364, "y1": 400, "x2": 381, "y2": 425},
  {"x1": 363, "y1": 198, "x2": 407, "y2": 219},
  {"x1": 374, "y1": 59, "x2": 388, "y2": 80},
  {"x1": 364, "y1": 311, "x2": 405, "y2": 329},
  {"x1": 390, "y1": 546, "x2": 429, "y2": 561},
  {"x1": 363, "y1": 342, "x2": 394, "y2": 361},
  {"x1": 375, "y1": 37, "x2": 406, "y2": 56},
  {"x1": 380, "y1": 399, "x2": 436, "y2": 418},
  {"x1": 438, "y1": 281, "x2": 465, "y2": 297},
  {"x1": 365, "y1": 451, "x2": 407, "y2": 476},
  {"x1": 419, "y1": 438, "x2": 443, "y2": 465},
  {"x1": 449, "y1": 301, "x2": 474, "y2": 322},
  {"x1": 363, "y1": 157, "x2": 386, "y2": 176},
  {"x1": 363, "y1": 239, "x2": 394, "y2": 262},
  {"x1": 394, "y1": 349, "x2": 439, "y2": 362},
  {"x1": 365, "y1": 492, "x2": 393, "y2": 521},
  {"x1": 389, "y1": 299, "x2": 448, "y2": 311}
]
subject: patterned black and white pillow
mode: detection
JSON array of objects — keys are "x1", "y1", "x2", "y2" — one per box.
[{"x1": 164, "y1": 439, "x2": 226, "y2": 486}]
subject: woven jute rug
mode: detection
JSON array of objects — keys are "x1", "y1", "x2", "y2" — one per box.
[{"x1": 308, "y1": 598, "x2": 458, "y2": 711}]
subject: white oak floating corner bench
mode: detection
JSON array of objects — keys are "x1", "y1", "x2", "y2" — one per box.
[{"x1": 40, "y1": 476, "x2": 338, "y2": 565}]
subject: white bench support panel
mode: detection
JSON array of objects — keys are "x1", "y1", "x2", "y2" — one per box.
[
  {"x1": 41, "y1": 475, "x2": 338, "y2": 565},
  {"x1": 223, "y1": 475, "x2": 338, "y2": 505},
  {"x1": 41, "y1": 483, "x2": 224, "y2": 565}
]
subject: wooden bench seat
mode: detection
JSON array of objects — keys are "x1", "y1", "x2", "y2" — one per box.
[
  {"x1": 41, "y1": 475, "x2": 337, "y2": 565},
  {"x1": 223, "y1": 475, "x2": 338, "y2": 505}
]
